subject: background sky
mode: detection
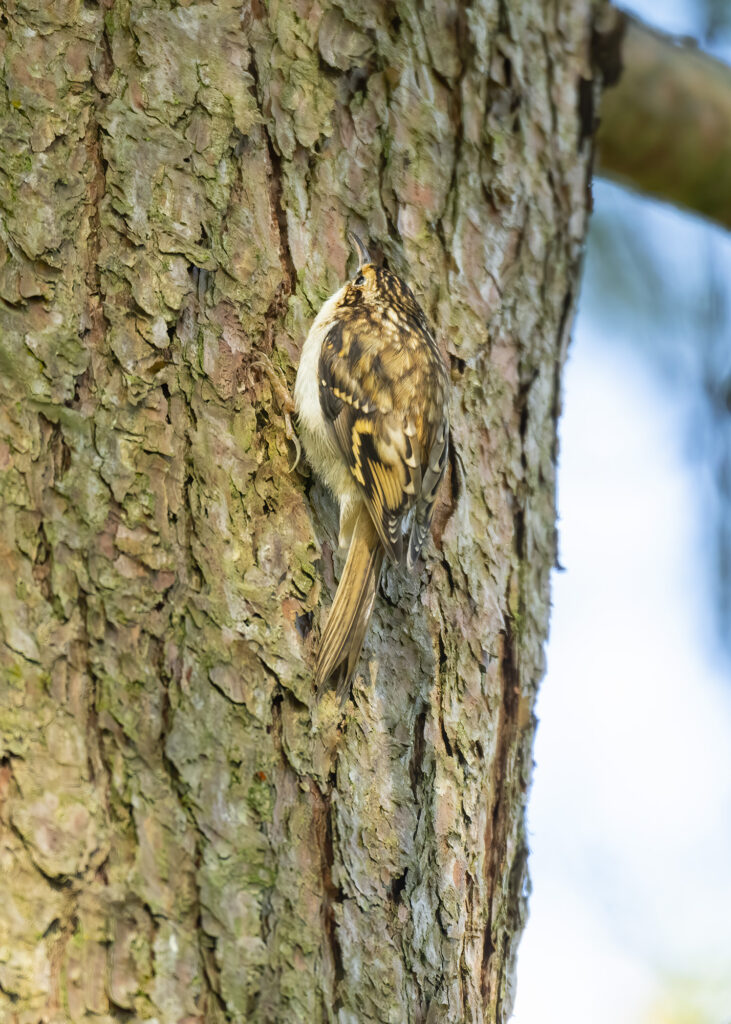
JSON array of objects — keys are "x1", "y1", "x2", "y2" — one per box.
[{"x1": 513, "y1": 3, "x2": 731, "y2": 1022}]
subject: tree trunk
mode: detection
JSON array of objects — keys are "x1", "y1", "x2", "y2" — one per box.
[{"x1": 0, "y1": 1, "x2": 593, "y2": 1021}]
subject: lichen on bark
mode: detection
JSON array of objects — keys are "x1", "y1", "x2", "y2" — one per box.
[{"x1": 0, "y1": 1, "x2": 593, "y2": 1022}]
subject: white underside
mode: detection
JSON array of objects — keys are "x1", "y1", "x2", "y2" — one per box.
[{"x1": 295, "y1": 286, "x2": 362, "y2": 547}]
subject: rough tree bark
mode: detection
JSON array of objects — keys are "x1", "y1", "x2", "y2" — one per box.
[{"x1": 0, "y1": 1, "x2": 593, "y2": 1022}]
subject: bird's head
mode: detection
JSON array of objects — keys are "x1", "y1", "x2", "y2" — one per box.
[{"x1": 341, "y1": 232, "x2": 415, "y2": 315}]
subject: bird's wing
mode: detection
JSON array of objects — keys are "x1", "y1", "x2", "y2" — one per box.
[{"x1": 318, "y1": 319, "x2": 425, "y2": 564}]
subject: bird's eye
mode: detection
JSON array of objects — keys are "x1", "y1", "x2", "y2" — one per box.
[{"x1": 354, "y1": 274, "x2": 365, "y2": 287}]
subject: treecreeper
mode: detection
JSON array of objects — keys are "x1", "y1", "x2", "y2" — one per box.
[{"x1": 295, "y1": 233, "x2": 450, "y2": 701}]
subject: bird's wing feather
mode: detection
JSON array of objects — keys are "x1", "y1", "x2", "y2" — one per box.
[
  {"x1": 318, "y1": 320, "x2": 424, "y2": 563},
  {"x1": 318, "y1": 279, "x2": 449, "y2": 567}
]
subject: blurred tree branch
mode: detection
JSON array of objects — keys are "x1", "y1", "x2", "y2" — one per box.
[{"x1": 596, "y1": 8, "x2": 731, "y2": 231}]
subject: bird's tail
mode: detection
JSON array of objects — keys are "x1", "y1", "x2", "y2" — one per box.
[{"x1": 315, "y1": 507, "x2": 384, "y2": 702}]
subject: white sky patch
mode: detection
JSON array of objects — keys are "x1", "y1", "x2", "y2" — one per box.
[{"x1": 513, "y1": 328, "x2": 731, "y2": 1024}]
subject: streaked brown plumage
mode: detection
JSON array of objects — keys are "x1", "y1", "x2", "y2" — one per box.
[{"x1": 295, "y1": 233, "x2": 449, "y2": 699}]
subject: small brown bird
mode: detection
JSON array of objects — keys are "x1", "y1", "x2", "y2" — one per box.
[{"x1": 295, "y1": 233, "x2": 449, "y2": 699}]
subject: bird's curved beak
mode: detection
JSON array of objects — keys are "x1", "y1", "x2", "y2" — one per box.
[{"x1": 347, "y1": 231, "x2": 371, "y2": 268}]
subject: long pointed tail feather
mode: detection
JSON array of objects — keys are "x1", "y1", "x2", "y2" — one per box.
[{"x1": 315, "y1": 508, "x2": 384, "y2": 700}]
